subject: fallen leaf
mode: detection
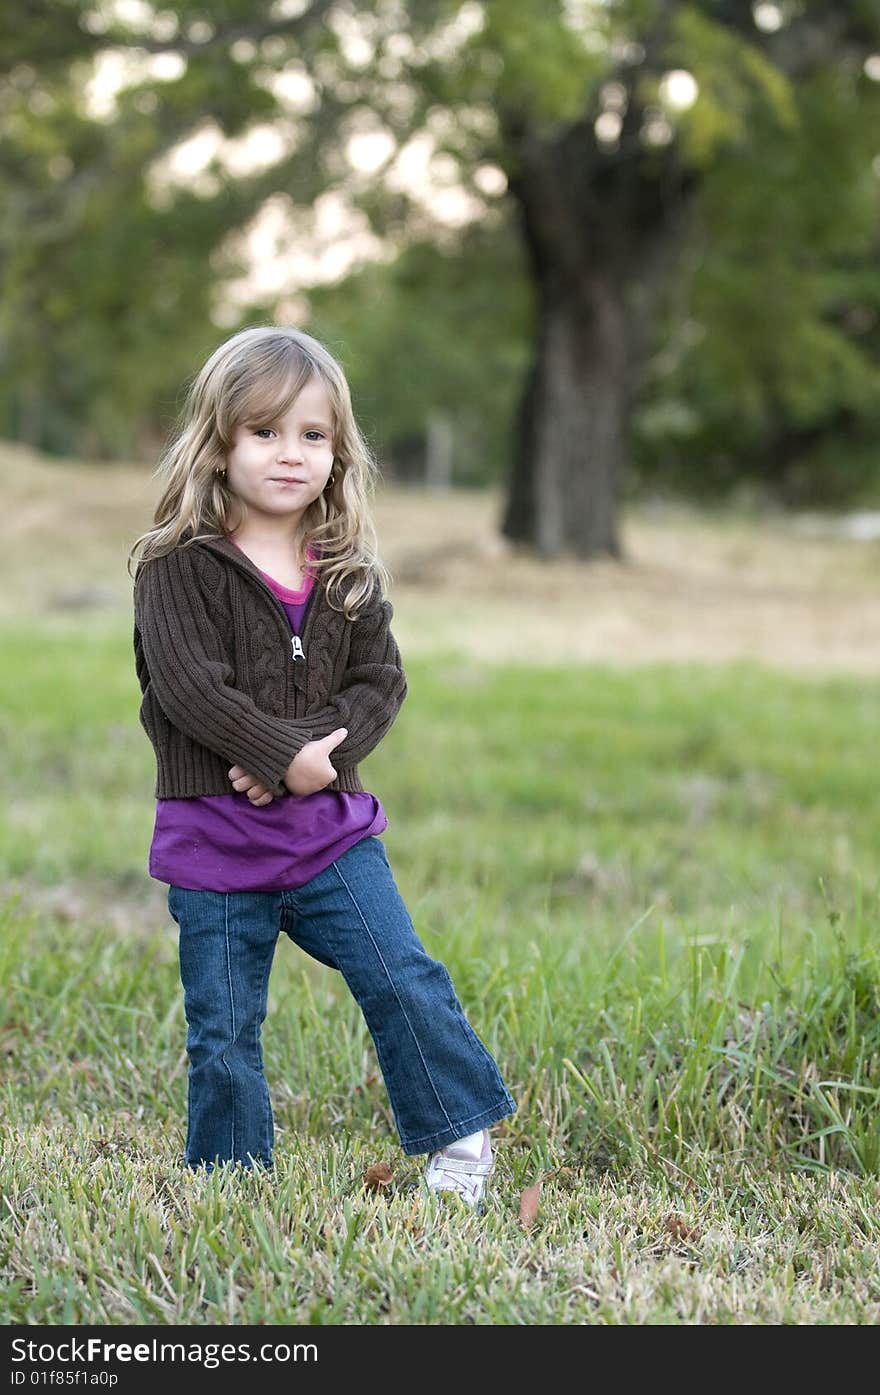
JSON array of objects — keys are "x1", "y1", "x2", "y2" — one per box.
[
  {"x1": 0, "y1": 1021, "x2": 30, "y2": 1056},
  {"x1": 663, "y1": 1212, "x2": 701, "y2": 1244},
  {"x1": 519, "y1": 1180, "x2": 542, "y2": 1230},
  {"x1": 363, "y1": 1162, "x2": 393, "y2": 1190}
]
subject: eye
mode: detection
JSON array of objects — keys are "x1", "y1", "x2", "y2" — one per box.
[
  {"x1": 305, "y1": 430, "x2": 326, "y2": 441},
  {"x1": 254, "y1": 428, "x2": 275, "y2": 439}
]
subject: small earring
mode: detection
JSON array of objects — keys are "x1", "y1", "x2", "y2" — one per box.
[
  {"x1": 214, "y1": 467, "x2": 226, "y2": 478},
  {"x1": 325, "y1": 472, "x2": 336, "y2": 489}
]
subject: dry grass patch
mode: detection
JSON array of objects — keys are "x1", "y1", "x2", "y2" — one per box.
[{"x1": 3, "y1": 439, "x2": 880, "y2": 670}]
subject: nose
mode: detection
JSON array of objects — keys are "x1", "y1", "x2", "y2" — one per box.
[{"x1": 276, "y1": 436, "x2": 304, "y2": 463}]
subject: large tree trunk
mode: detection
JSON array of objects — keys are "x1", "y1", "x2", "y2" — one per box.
[
  {"x1": 503, "y1": 264, "x2": 628, "y2": 558},
  {"x1": 501, "y1": 108, "x2": 698, "y2": 559}
]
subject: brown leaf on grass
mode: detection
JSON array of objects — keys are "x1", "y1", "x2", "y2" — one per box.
[
  {"x1": 0, "y1": 1021, "x2": 31, "y2": 1056},
  {"x1": 363, "y1": 1162, "x2": 394, "y2": 1191},
  {"x1": 663, "y1": 1212, "x2": 701, "y2": 1244},
  {"x1": 354, "y1": 1073, "x2": 379, "y2": 1095},
  {"x1": 519, "y1": 1181, "x2": 542, "y2": 1230},
  {"x1": 544, "y1": 1165, "x2": 578, "y2": 1186}
]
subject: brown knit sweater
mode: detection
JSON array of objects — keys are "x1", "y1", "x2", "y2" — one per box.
[{"x1": 133, "y1": 535, "x2": 407, "y2": 798}]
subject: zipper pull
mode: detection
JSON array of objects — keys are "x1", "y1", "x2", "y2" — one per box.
[{"x1": 291, "y1": 634, "x2": 305, "y2": 662}]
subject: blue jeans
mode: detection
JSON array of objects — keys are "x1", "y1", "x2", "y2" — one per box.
[{"x1": 167, "y1": 836, "x2": 516, "y2": 1169}]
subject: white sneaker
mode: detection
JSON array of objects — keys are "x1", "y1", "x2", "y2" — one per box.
[{"x1": 424, "y1": 1130, "x2": 494, "y2": 1208}]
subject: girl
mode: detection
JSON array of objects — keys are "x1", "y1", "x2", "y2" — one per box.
[{"x1": 130, "y1": 325, "x2": 516, "y2": 1207}]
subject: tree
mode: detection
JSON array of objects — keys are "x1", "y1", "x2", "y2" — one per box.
[
  {"x1": 3, "y1": 2, "x2": 880, "y2": 544},
  {"x1": 490, "y1": 0, "x2": 880, "y2": 553}
]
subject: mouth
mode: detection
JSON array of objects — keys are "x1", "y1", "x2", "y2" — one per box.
[{"x1": 268, "y1": 477, "x2": 307, "y2": 485}]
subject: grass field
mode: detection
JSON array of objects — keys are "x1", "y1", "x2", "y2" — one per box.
[{"x1": 1, "y1": 447, "x2": 880, "y2": 1324}]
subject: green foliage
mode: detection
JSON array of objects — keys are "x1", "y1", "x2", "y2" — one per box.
[
  {"x1": 633, "y1": 59, "x2": 880, "y2": 502},
  {"x1": 1, "y1": 1, "x2": 879, "y2": 507},
  {"x1": 670, "y1": 3, "x2": 799, "y2": 166},
  {"x1": 479, "y1": 0, "x2": 607, "y2": 127},
  {"x1": 0, "y1": 54, "x2": 268, "y2": 457}
]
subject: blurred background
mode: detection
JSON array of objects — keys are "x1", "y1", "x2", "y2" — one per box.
[
  {"x1": 2, "y1": 0, "x2": 880, "y2": 882},
  {"x1": 2, "y1": 1, "x2": 880, "y2": 649}
]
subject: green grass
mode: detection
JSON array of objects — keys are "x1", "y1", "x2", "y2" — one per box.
[{"x1": 2, "y1": 615, "x2": 879, "y2": 1324}]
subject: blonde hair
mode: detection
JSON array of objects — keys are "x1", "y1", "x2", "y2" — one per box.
[{"x1": 128, "y1": 325, "x2": 389, "y2": 617}]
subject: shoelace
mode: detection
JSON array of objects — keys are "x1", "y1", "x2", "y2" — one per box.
[{"x1": 426, "y1": 1151, "x2": 494, "y2": 1205}]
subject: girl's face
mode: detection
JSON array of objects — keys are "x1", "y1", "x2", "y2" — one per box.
[{"x1": 225, "y1": 375, "x2": 336, "y2": 529}]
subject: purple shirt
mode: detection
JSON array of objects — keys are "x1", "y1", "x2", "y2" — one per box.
[{"x1": 148, "y1": 558, "x2": 388, "y2": 892}]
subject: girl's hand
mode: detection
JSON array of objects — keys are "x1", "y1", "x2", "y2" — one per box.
[
  {"x1": 283, "y1": 729, "x2": 348, "y2": 796},
  {"x1": 227, "y1": 765, "x2": 276, "y2": 806}
]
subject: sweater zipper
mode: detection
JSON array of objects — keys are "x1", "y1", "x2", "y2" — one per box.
[{"x1": 201, "y1": 539, "x2": 320, "y2": 718}]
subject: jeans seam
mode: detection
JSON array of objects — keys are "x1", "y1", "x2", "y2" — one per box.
[
  {"x1": 222, "y1": 892, "x2": 237, "y2": 1162},
  {"x1": 330, "y1": 859, "x2": 455, "y2": 1136},
  {"x1": 254, "y1": 925, "x2": 275, "y2": 1161}
]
